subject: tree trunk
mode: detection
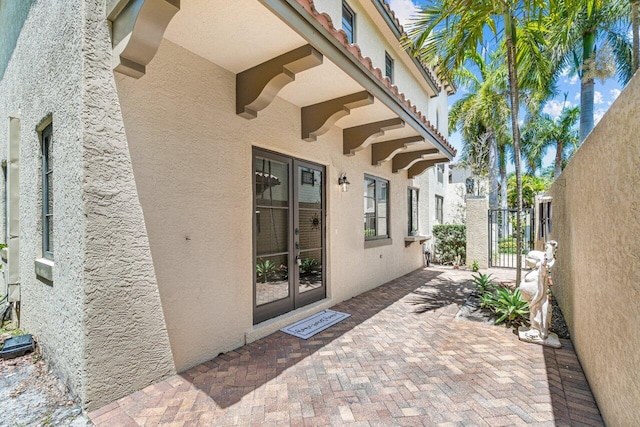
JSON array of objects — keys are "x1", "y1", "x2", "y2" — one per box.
[
  {"x1": 580, "y1": 78, "x2": 595, "y2": 142},
  {"x1": 499, "y1": 145, "x2": 508, "y2": 210},
  {"x1": 488, "y1": 132, "x2": 499, "y2": 209},
  {"x1": 633, "y1": 0, "x2": 639, "y2": 72},
  {"x1": 505, "y1": 16, "x2": 523, "y2": 286},
  {"x1": 579, "y1": 31, "x2": 596, "y2": 143},
  {"x1": 554, "y1": 140, "x2": 563, "y2": 179}
]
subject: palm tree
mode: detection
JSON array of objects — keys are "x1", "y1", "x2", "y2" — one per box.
[
  {"x1": 552, "y1": 0, "x2": 632, "y2": 142},
  {"x1": 448, "y1": 52, "x2": 510, "y2": 209},
  {"x1": 405, "y1": 0, "x2": 552, "y2": 284},
  {"x1": 521, "y1": 104, "x2": 580, "y2": 178},
  {"x1": 632, "y1": 0, "x2": 639, "y2": 71}
]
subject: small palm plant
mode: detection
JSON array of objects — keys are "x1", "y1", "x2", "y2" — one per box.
[
  {"x1": 480, "y1": 291, "x2": 497, "y2": 310},
  {"x1": 493, "y1": 288, "x2": 529, "y2": 327},
  {"x1": 256, "y1": 259, "x2": 277, "y2": 283},
  {"x1": 471, "y1": 273, "x2": 495, "y2": 295},
  {"x1": 300, "y1": 257, "x2": 318, "y2": 275}
]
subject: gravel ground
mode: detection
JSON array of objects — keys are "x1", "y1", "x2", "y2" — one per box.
[{"x1": 0, "y1": 334, "x2": 92, "y2": 427}]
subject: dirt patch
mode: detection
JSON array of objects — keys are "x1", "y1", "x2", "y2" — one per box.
[{"x1": 0, "y1": 340, "x2": 92, "y2": 427}]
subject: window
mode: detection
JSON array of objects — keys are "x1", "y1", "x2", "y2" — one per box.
[
  {"x1": 435, "y1": 195, "x2": 444, "y2": 225},
  {"x1": 301, "y1": 169, "x2": 315, "y2": 186},
  {"x1": 41, "y1": 124, "x2": 53, "y2": 259},
  {"x1": 385, "y1": 51, "x2": 394, "y2": 83},
  {"x1": 437, "y1": 164, "x2": 444, "y2": 184},
  {"x1": 364, "y1": 175, "x2": 389, "y2": 240},
  {"x1": 342, "y1": 1, "x2": 355, "y2": 44},
  {"x1": 407, "y1": 187, "x2": 419, "y2": 236}
]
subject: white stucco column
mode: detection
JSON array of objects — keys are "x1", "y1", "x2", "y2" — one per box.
[{"x1": 466, "y1": 196, "x2": 488, "y2": 268}]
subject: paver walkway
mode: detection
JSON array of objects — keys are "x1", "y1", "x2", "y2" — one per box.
[{"x1": 89, "y1": 267, "x2": 603, "y2": 426}]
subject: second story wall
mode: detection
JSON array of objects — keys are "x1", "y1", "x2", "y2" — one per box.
[{"x1": 312, "y1": 0, "x2": 446, "y2": 136}]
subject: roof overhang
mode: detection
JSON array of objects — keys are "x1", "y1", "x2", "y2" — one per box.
[{"x1": 107, "y1": 0, "x2": 456, "y2": 174}]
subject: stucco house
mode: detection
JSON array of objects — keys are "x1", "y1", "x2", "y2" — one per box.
[{"x1": 0, "y1": 0, "x2": 455, "y2": 409}]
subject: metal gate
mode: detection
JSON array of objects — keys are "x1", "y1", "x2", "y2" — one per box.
[{"x1": 488, "y1": 208, "x2": 535, "y2": 268}]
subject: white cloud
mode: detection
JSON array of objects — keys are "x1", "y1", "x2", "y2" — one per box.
[
  {"x1": 388, "y1": 0, "x2": 420, "y2": 26},
  {"x1": 610, "y1": 88, "x2": 621, "y2": 101},
  {"x1": 569, "y1": 75, "x2": 580, "y2": 85},
  {"x1": 594, "y1": 90, "x2": 603, "y2": 105},
  {"x1": 574, "y1": 92, "x2": 581, "y2": 101},
  {"x1": 542, "y1": 100, "x2": 571, "y2": 116},
  {"x1": 594, "y1": 108, "x2": 606, "y2": 124}
]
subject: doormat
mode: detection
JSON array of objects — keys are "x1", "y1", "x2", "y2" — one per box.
[{"x1": 280, "y1": 309, "x2": 350, "y2": 339}]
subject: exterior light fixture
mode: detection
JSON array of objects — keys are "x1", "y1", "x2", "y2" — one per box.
[{"x1": 338, "y1": 173, "x2": 350, "y2": 192}]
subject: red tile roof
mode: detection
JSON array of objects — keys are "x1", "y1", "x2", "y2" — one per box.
[{"x1": 376, "y1": 0, "x2": 456, "y2": 95}]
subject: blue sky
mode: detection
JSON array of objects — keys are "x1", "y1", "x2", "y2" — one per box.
[{"x1": 387, "y1": 0, "x2": 626, "y2": 170}]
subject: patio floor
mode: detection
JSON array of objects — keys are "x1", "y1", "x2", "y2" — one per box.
[{"x1": 89, "y1": 267, "x2": 603, "y2": 426}]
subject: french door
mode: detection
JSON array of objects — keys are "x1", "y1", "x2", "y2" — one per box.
[{"x1": 253, "y1": 148, "x2": 326, "y2": 324}]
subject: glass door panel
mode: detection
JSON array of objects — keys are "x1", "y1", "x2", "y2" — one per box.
[
  {"x1": 254, "y1": 153, "x2": 292, "y2": 323},
  {"x1": 253, "y1": 150, "x2": 325, "y2": 324},
  {"x1": 255, "y1": 254, "x2": 289, "y2": 306},
  {"x1": 295, "y1": 163, "x2": 325, "y2": 304},
  {"x1": 298, "y1": 249, "x2": 322, "y2": 294}
]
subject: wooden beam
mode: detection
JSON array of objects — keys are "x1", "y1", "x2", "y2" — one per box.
[
  {"x1": 301, "y1": 91, "x2": 373, "y2": 141},
  {"x1": 371, "y1": 135, "x2": 423, "y2": 165},
  {"x1": 407, "y1": 158, "x2": 449, "y2": 178},
  {"x1": 392, "y1": 149, "x2": 440, "y2": 173},
  {"x1": 110, "y1": 0, "x2": 180, "y2": 78},
  {"x1": 342, "y1": 118, "x2": 404, "y2": 156},
  {"x1": 236, "y1": 45, "x2": 323, "y2": 119}
]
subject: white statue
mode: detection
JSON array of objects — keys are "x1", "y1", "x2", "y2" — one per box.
[{"x1": 518, "y1": 240, "x2": 561, "y2": 348}]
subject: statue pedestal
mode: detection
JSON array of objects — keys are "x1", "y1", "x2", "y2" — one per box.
[{"x1": 518, "y1": 327, "x2": 561, "y2": 348}]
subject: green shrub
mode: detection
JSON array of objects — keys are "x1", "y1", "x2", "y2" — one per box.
[
  {"x1": 471, "y1": 260, "x2": 480, "y2": 272},
  {"x1": 433, "y1": 224, "x2": 466, "y2": 265},
  {"x1": 300, "y1": 258, "x2": 318, "y2": 275},
  {"x1": 471, "y1": 273, "x2": 495, "y2": 295},
  {"x1": 256, "y1": 259, "x2": 277, "y2": 283},
  {"x1": 498, "y1": 237, "x2": 517, "y2": 254},
  {"x1": 480, "y1": 291, "x2": 497, "y2": 310},
  {"x1": 492, "y1": 287, "x2": 529, "y2": 327}
]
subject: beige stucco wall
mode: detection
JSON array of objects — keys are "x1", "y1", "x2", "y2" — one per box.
[
  {"x1": 81, "y1": 0, "x2": 176, "y2": 410},
  {"x1": 415, "y1": 163, "x2": 447, "y2": 231},
  {"x1": 0, "y1": 0, "x2": 176, "y2": 411},
  {"x1": 0, "y1": 0, "x2": 86, "y2": 398},
  {"x1": 465, "y1": 197, "x2": 488, "y2": 268},
  {"x1": 312, "y1": 0, "x2": 443, "y2": 132},
  {"x1": 116, "y1": 38, "x2": 427, "y2": 373},
  {"x1": 547, "y1": 74, "x2": 640, "y2": 426}
]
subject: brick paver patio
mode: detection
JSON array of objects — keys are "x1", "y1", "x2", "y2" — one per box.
[{"x1": 89, "y1": 267, "x2": 603, "y2": 426}]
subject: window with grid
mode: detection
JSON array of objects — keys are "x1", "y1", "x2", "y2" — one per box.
[
  {"x1": 364, "y1": 175, "x2": 389, "y2": 240},
  {"x1": 435, "y1": 195, "x2": 443, "y2": 225},
  {"x1": 41, "y1": 124, "x2": 53, "y2": 259},
  {"x1": 342, "y1": 1, "x2": 355, "y2": 44},
  {"x1": 385, "y1": 51, "x2": 394, "y2": 83}
]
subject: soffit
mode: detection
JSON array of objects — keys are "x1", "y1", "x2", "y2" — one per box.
[
  {"x1": 159, "y1": 0, "x2": 449, "y2": 156},
  {"x1": 163, "y1": 0, "x2": 366, "y2": 111},
  {"x1": 163, "y1": 0, "x2": 307, "y2": 74}
]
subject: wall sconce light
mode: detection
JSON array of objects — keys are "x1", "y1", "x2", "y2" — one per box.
[{"x1": 338, "y1": 173, "x2": 350, "y2": 192}]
